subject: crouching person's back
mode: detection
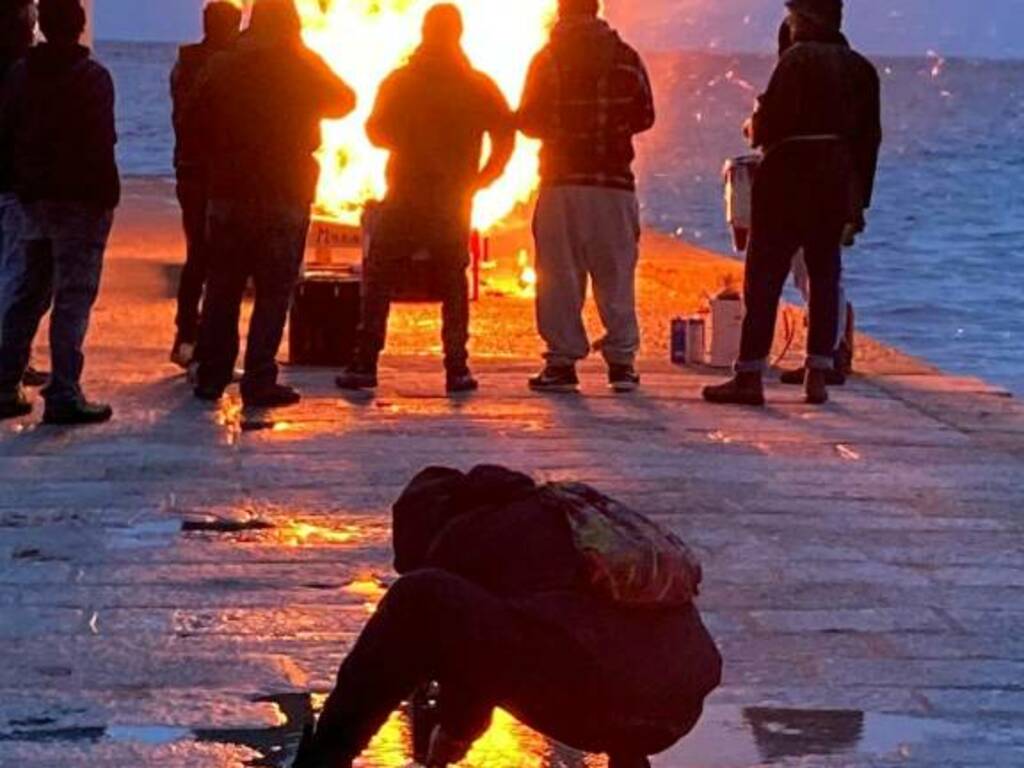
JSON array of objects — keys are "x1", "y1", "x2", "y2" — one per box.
[
  {"x1": 0, "y1": 0, "x2": 118, "y2": 426},
  {"x1": 295, "y1": 465, "x2": 722, "y2": 768}
]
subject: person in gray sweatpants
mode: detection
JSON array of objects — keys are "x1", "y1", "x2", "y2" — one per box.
[{"x1": 519, "y1": 0, "x2": 655, "y2": 394}]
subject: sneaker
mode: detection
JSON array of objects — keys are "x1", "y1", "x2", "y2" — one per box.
[
  {"x1": 242, "y1": 383, "x2": 302, "y2": 409},
  {"x1": 0, "y1": 389, "x2": 33, "y2": 421},
  {"x1": 21, "y1": 366, "x2": 49, "y2": 388},
  {"x1": 702, "y1": 372, "x2": 766, "y2": 407},
  {"x1": 529, "y1": 365, "x2": 579, "y2": 393},
  {"x1": 608, "y1": 364, "x2": 640, "y2": 393},
  {"x1": 780, "y1": 367, "x2": 847, "y2": 387},
  {"x1": 446, "y1": 372, "x2": 479, "y2": 394},
  {"x1": 805, "y1": 368, "x2": 830, "y2": 405},
  {"x1": 336, "y1": 367, "x2": 378, "y2": 391},
  {"x1": 170, "y1": 339, "x2": 196, "y2": 370},
  {"x1": 43, "y1": 400, "x2": 113, "y2": 426}
]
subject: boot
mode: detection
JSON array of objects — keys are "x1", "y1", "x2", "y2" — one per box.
[
  {"x1": 529, "y1": 364, "x2": 579, "y2": 393},
  {"x1": 702, "y1": 371, "x2": 765, "y2": 406},
  {"x1": 43, "y1": 399, "x2": 113, "y2": 426},
  {"x1": 446, "y1": 371, "x2": 479, "y2": 395},
  {"x1": 780, "y1": 366, "x2": 846, "y2": 387},
  {"x1": 0, "y1": 388, "x2": 32, "y2": 421},
  {"x1": 805, "y1": 368, "x2": 830, "y2": 405},
  {"x1": 242, "y1": 383, "x2": 302, "y2": 409}
]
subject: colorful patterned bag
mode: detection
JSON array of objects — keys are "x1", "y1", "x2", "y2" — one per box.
[{"x1": 542, "y1": 482, "x2": 703, "y2": 606}]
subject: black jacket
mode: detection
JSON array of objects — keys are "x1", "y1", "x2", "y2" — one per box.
[
  {"x1": 367, "y1": 46, "x2": 514, "y2": 237},
  {"x1": 520, "y1": 18, "x2": 655, "y2": 191},
  {"x1": 0, "y1": 44, "x2": 120, "y2": 209},
  {"x1": 171, "y1": 40, "x2": 232, "y2": 173},
  {"x1": 184, "y1": 33, "x2": 355, "y2": 207},
  {"x1": 751, "y1": 35, "x2": 882, "y2": 210}
]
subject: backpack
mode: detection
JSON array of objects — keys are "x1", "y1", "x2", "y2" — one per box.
[{"x1": 541, "y1": 482, "x2": 703, "y2": 606}]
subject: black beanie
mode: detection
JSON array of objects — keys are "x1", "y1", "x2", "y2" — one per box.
[{"x1": 786, "y1": 0, "x2": 843, "y2": 31}]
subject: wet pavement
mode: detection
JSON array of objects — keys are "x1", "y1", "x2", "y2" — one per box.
[{"x1": 1, "y1": 180, "x2": 1023, "y2": 767}]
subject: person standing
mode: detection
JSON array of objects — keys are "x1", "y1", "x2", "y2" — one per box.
[
  {"x1": 187, "y1": 0, "x2": 356, "y2": 408},
  {"x1": 0, "y1": 0, "x2": 119, "y2": 425},
  {"x1": 0, "y1": 0, "x2": 48, "y2": 389},
  {"x1": 336, "y1": 4, "x2": 514, "y2": 395},
  {"x1": 703, "y1": 0, "x2": 881, "y2": 406},
  {"x1": 168, "y1": 1, "x2": 242, "y2": 370},
  {"x1": 519, "y1": 0, "x2": 655, "y2": 394}
]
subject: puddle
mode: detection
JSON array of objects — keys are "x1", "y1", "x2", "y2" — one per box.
[
  {"x1": 182, "y1": 518, "x2": 276, "y2": 535},
  {"x1": 1, "y1": 700, "x2": 971, "y2": 767},
  {"x1": 658, "y1": 705, "x2": 968, "y2": 766}
]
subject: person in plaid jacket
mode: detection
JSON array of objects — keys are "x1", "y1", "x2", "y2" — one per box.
[{"x1": 519, "y1": 0, "x2": 655, "y2": 395}]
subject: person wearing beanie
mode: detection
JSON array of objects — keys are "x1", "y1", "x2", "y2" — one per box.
[
  {"x1": 184, "y1": 0, "x2": 356, "y2": 409},
  {"x1": 519, "y1": 0, "x2": 655, "y2": 394},
  {"x1": 168, "y1": 1, "x2": 242, "y2": 370},
  {"x1": 703, "y1": 0, "x2": 881, "y2": 407},
  {"x1": 0, "y1": 0, "x2": 120, "y2": 425}
]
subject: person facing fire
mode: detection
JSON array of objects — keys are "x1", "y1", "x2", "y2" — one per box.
[
  {"x1": 168, "y1": 1, "x2": 242, "y2": 371},
  {"x1": 186, "y1": 0, "x2": 356, "y2": 408},
  {"x1": 519, "y1": 0, "x2": 655, "y2": 394},
  {"x1": 291, "y1": 465, "x2": 722, "y2": 768},
  {"x1": 703, "y1": 0, "x2": 881, "y2": 407},
  {"x1": 336, "y1": 4, "x2": 514, "y2": 395},
  {"x1": 0, "y1": 0, "x2": 120, "y2": 425},
  {"x1": 0, "y1": 0, "x2": 48, "y2": 391}
]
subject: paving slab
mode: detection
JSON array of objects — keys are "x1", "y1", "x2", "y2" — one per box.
[{"x1": 1, "y1": 180, "x2": 1023, "y2": 767}]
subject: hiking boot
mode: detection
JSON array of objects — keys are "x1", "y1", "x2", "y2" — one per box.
[
  {"x1": 43, "y1": 400, "x2": 113, "y2": 426},
  {"x1": 780, "y1": 367, "x2": 847, "y2": 387},
  {"x1": 529, "y1": 365, "x2": 579, "y2": 393},
  {"x1": 608, "y1": 364, "x2": 641, "y2": 393},
  {"x1": 22, "y1": 366, "x2": 49, "y2": 388},
  {"x1": 243, "y1": 383, "x2": 301, "y2": 409},
  {"x1": 336, "y1": 366, "x2": 378, "y2": 391},
  {"x1": 446, "y1": 371, "x2": 479, "y2": 394},
  {"x1": 170, "y1": 338, "x2": 196, "y2": 370},
  {"x1": 0, "y1": 389, "x2": 32, "y2": 421},
  {"x1": 702, "y1": 371, "x2": 766, "y2": 406},
  {"x1": 805, "y1": 368, "x2": 830, "y2": 405}
]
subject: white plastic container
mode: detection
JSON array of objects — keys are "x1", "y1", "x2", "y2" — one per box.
[
  {"x1": 722, "y1": 155, "x2": 761, "y2": 253},
  {"x1": 709, "y1": 291, "x2": 744, "y2": 368}
]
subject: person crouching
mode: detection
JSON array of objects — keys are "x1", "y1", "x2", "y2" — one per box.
[{"x1": 292, "y1": 465, "x2": 722, "y2": 768}]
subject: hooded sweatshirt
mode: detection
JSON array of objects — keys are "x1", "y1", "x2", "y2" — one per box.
[
  {"x1": 519, "y1": 17, "x2": 655, "y2": 191},
  {"x1": 0, "y1": 43, "x2": 119, "y2": 209}
]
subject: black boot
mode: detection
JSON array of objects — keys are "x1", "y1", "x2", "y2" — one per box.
[
  {"x1": 43, "y1": 399, "x2": 113, "y2": 426},
  {"x1": 336, "y1": 358, "x2": 379, "y2": 391},
  {"x1": 529, "y1": 365, "x2": 579, "y2": 393},
  {"x1": 446, "y1": 371, "x2": 479, "y2": 395},
  {"x1": 0, "y1": 388, "x2": 33, "y2": 420},
  {"x1": 242, "y1": 383, "x2": 302, "y2": 409},
  {"x1": 702, "y1": 371, "x2": 765, "y2": 406}
]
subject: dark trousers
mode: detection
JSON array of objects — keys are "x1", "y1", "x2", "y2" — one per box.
[
  {"x1": 194, "y1": 200, "x2": 308, "y2": 396},
  {"x1": 737, "y1": 142, "x2": 851, "y2": 373},
  {"x1": 356, "y1": 238, "x2": 470, "y2": 375},
  {"x1": 174, "y1": 174, "x2": 210, "y2": 344},
  {"x1": 314, "y1": 569, "x2": 720, "y2": 765},
  {"x1": 0, "y1": 202, "x2": 112, "y2": 405}
]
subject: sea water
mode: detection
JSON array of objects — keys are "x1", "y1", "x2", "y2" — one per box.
[{"x1": 100, "y1": 42, "x2": 1024, "y2": 394}]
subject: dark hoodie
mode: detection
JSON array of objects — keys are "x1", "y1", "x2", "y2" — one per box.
[
  {"x1": 752, "y1": 26, "x2": 882, "y2": 210},
  {"x1": 519, "y1": 17, "x2": 655, "y2": 191},
  {"x1": 0, "y1": 43, "x2": 119, "y2": 209}
]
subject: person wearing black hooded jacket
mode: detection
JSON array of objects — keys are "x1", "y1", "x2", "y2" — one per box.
[
  {"x1": 703, "y1": 0, "x2": 881, "y2": 408},
  {"x1": 0, "y1": 0, "x2": 119, "y2": 425},
  {"x1": 292, "y1": 465, "x2": 722, "y2": 768}
]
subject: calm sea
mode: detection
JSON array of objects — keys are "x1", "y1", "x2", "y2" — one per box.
[{"x1": 101, "y1": 41, "x2": 1024, "y2": 395}]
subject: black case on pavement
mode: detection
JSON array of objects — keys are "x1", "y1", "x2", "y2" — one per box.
[{"x1": 289, "y1": 273, "x2": 362, "y2": 367}]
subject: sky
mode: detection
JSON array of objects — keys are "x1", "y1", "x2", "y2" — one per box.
[{"x1": 93, "y1": 0, "x2": 1024, "y2": 59}]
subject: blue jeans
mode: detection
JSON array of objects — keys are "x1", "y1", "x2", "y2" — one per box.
[
  {"x1": 0, "y1": 201, "x2": 113, "y2": 405},
  {"x1": 195, "y1": 199, "x2": 309, "y2": 396},
  {"x1": 0, "y1": 194, "x2": 26, "y2": 346}
]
